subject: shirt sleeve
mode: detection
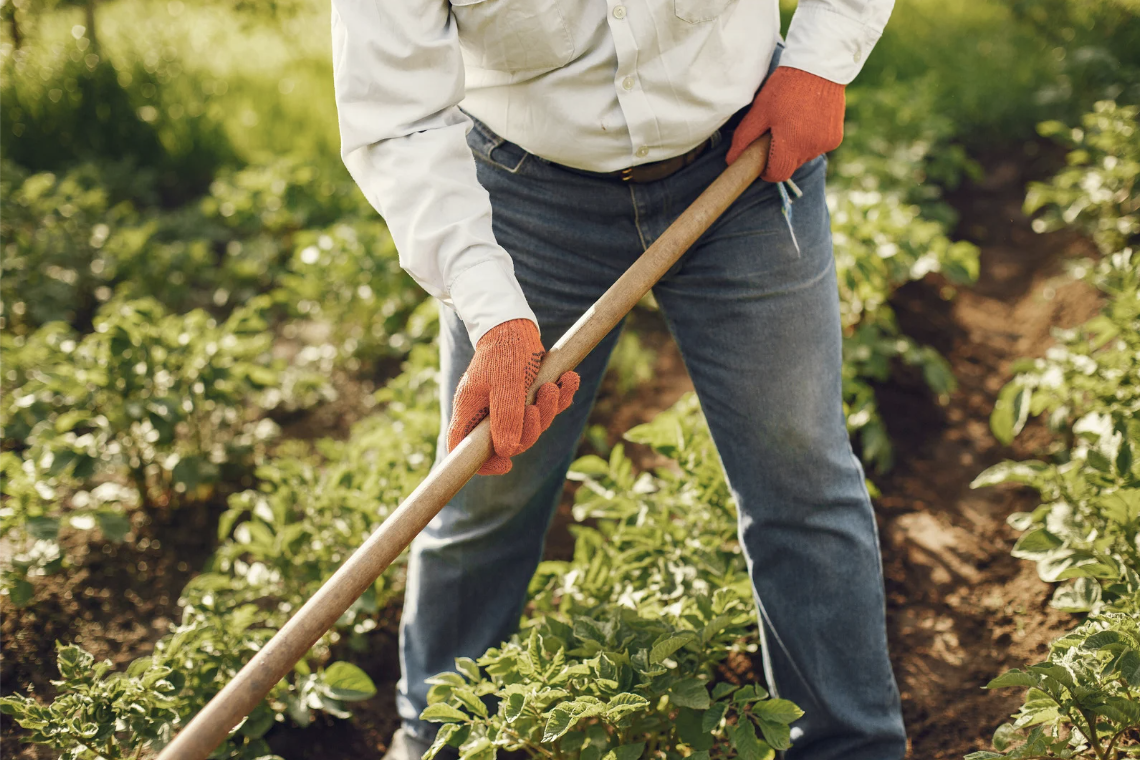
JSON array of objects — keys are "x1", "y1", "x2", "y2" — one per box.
[
  {"x1": 331, "y1": 0, "x2": 538, "y2": 348},
  {"x1": 779, "y1": 0, "x2": 895, "y2": 85}
]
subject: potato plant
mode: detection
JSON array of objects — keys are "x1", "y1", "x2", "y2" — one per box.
[
  {"x1": 272, "y1": 222, "x2": 427, "y2": 369},
  {"x1": 0, "y1": 451, "x2": 134, "y2": 607},
  {"x1": 0, "y1": 348, "x2": 440, "y2": 756},
  {"x1": 0, "y1": 296, "x2": 330, "y2": 606},
  {"x1": 828, "y1": 83, "x2": 981, "y2": 473},
  {"x1": 970, "y1": 606, "x2": 1140, "y2": 759},
  {"x1": 0, "y1": 347, "x2": 440, "y2": 757},
  {"x1": 0, "y1": 160, "x2": 148, "y2": 334},
  {"x1": 422, "y1": 395, "x2": 802, "y2": 760},
  {"x1": 1024, "y1": 101, "x2": 1138, "y2": 257},
  {"x1": 0, "y1": 618, "x2": 377, "y2": 760},
  {"x1": 199, "y1": 343, "x2": 440, "y2": 639},
  {"x1": 3, "y1": 296, "x2": 292, "y2": 501}
]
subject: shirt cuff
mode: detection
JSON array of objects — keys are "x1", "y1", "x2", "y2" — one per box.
[
  {"x1": 780, "y1": 2, "x2": 884, "y2": 85},
  {"x1": 447, "y1": 257, "x2": 539, "y2": 347}
]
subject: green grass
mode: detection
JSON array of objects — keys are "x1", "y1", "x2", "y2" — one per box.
[{"x1": 6, "y1": 0, "x2": 341, "y2": 170}]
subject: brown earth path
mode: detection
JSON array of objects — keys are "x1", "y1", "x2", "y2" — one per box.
[{"x1": 875, "y1": 151, "x2": 1101, "y2": 757}]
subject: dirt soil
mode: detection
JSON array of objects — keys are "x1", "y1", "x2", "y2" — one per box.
[{"x1": 0, "y1": 149, "x2": 1106, "y2": 759}]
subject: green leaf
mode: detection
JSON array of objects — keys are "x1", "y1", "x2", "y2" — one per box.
[
  {"x1": 322, "y1": 661, "x2": 377, "y2": 701},
  {"x1": 425, "y1": 672, "x2": 467, "y2": 687},
  {"x1": 542, "y1": 700, "x2": 606, "y2": 743},
  {"x1": 711, "y1": 683, "x2": 738, "y2": 700},
  {"x1": 971, "y1": 460, "x2": 1048, "y2": 489},
  {"x1": 1050, "y1": 578, "x2": 1101, "y2": 613},
  {"x1": 1117, "y1": 650, "x2": 1140, "y2": 687},
  {"x1": 503, "y1": 692, "x2": 526, "y2": 723},
  {"x1": 732, "y1": 684, "x2": 767, "y2": 703},
  {"x1": 990, "y1": 382, "x2": 1031, "y2": 445},
  {"x1": 1082, "y1": 631, "x2": 1124, "y2": 650},
  {"x1": 425, "y1": 724, "x2": 462, "y2": 760},
  {"x1": 964, "y1": 753, "x2": 1005, "y2": 760},
  {"x1": 96, "y1": 511, "x2": 131, "y2": 543},
  {"x1": 668, "y1": 678, "x2": 710, "y2": 709},
  {"x1": 727, "y1": 717, "x2": 771, "y2": 760},
  {"x1": 676, "y1": 707, "x2": 714, "y2": 751},
  {"x1": 753, "y1": 698, "x2": 804, "y2": 725},
  {"x1": 992, "y1": 723, "x2": 1018, "y2": 751},
  {"x1": 560, "y1": 731, "x2": 588, "y2": 753},
  {"x1": 650, "y1": 631, "x2": 698, "y2": 664},
  {"x1": 454, "y1": 657, "x2": 481, "y2": 682},
  {"x1": 1010, "y1": 529, "x2": 1062, "y2": 559},
  {"x1": 420, "y1": 703, "x2": 469, "y2": 723},
  {"x1": 605, "y1": 692, "x2": 650, "y2": 720},
  {"x1": 701, "y1": 702, "x2": 729, "y2": 732},
  {"x1": 238, "y1": 704, "x2": 275, "y2": 738},
  {"x1": 985, "y1": 670, "x2": 1040, "y2": 690},
  {"x1": 1027, "y1": 663, "x2": 1074, "y2": 691},
  {"x1": 458, "y1": 735, "x2": 493, "y2": 760},
  {"x1": 754, "y1": 714, "x2": 792, "y2": 751},
  {"x1": 569, "y1": 455, "x2": 610, "y2": 477},
  {"x1": 54, "y1": 409, "x2": 90, "y2": 433},
  {"x1": 25, "y1": 515, "x2": 59, "y2": 540},
  {"x1": 600, "y1": 742, "x2": 645, "y2": 760},
  {"x1": 452, "y1": 688, "x2": 488, "y2": 718},
  {"x1": 7, "y1": 578, "x2": 35, "y2": 608},
  {"x1": 1092, "y1": 695, "x2": 1140, "y2": 724},
  {"x1": 542, "y1": 705, "x2": 576, "y2": 743}
]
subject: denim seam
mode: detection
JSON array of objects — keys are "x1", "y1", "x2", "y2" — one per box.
[
  {"x1": 628, "y1": 185, "x2": 649, "y2": 252},
  {"x1": 466, "y1": 114, "x2": 504, "y2": 153},
  {"x1": 468, "y1": 113, "x2": 531, "y2": 174},
  {"x1": 755, "y1": 596, "x2": 823, "y2": 708},
  {"x1": 482, "y1": 149, "x2": 531, "y2": 175}
]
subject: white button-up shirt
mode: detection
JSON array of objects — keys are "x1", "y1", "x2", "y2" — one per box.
[{"x1": 332, "y1": 0, "x2": 893, "y2": 346}]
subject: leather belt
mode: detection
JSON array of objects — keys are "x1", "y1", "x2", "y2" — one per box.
[{"x1": 555, "y1": 137, "x2": 712, "y2": 184}]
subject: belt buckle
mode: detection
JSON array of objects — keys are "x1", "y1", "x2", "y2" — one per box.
[{"x1": 620, "y1": 167, "x2": 634, "y2": 182}]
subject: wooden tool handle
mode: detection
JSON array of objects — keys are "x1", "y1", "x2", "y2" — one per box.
[{"x1": 156, "y1": 135, "x2": 770, "y2": 760}]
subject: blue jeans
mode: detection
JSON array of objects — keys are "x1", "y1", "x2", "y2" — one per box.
[{"x1": 396, "y1": 58, "x2": 906, "y2": 760}]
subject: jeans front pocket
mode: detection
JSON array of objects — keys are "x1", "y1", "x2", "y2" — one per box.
[
  {"x1": 451, "y1": 0, "x2": 575, "y2": 72},
  {"x1": 466, "y1": 115, "x2": 532, "y2": 174},
  {"x1": 674, "y1": 0, "x2": 737, "y2": 24}
]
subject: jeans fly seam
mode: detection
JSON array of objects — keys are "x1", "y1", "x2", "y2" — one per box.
[{"x1": 629, "y1": 184, "x2": 650, "y2": 252}]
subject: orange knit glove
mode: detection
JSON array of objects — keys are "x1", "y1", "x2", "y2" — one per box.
[
  {"x1": 447, "y1": 319, "x2": 580, "y2": 476},
  {"x1": 726, "y1": 66, "x2": 846, "y2": 183}
]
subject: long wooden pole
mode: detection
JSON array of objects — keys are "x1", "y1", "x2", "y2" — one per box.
[{"x1": 156, "y1": 136, "x2": 771, "y2": 760}]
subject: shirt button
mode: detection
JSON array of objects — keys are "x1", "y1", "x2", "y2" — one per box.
[
  {"x1": 636, "y1": 146, "x2": 649, "y2": 158},
  {"x1": 622, "y1": 76, "x2": 635, "y2": 90},
  {"x1": 613, "y1": 5, "x2": 626, "y2": 18}
]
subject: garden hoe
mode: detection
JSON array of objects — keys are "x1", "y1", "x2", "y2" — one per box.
[{"x1": 155, "y1": 135, "x2": 772, "y2": 760}]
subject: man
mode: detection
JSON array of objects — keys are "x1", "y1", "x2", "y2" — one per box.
[{"x1": 331, "y1": 0, "x2": 906, "y2": 756}]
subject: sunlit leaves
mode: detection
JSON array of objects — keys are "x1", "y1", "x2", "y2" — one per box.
[
  {"x1": 320, "y1": 662, "x2": 377, "y2": 702},
  {"x1": 423, "y1": 704, "x2": 471, "y2": 724},
  {"x1": 972, "y1": 102, "x2": 1140, "y2": 760}
]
